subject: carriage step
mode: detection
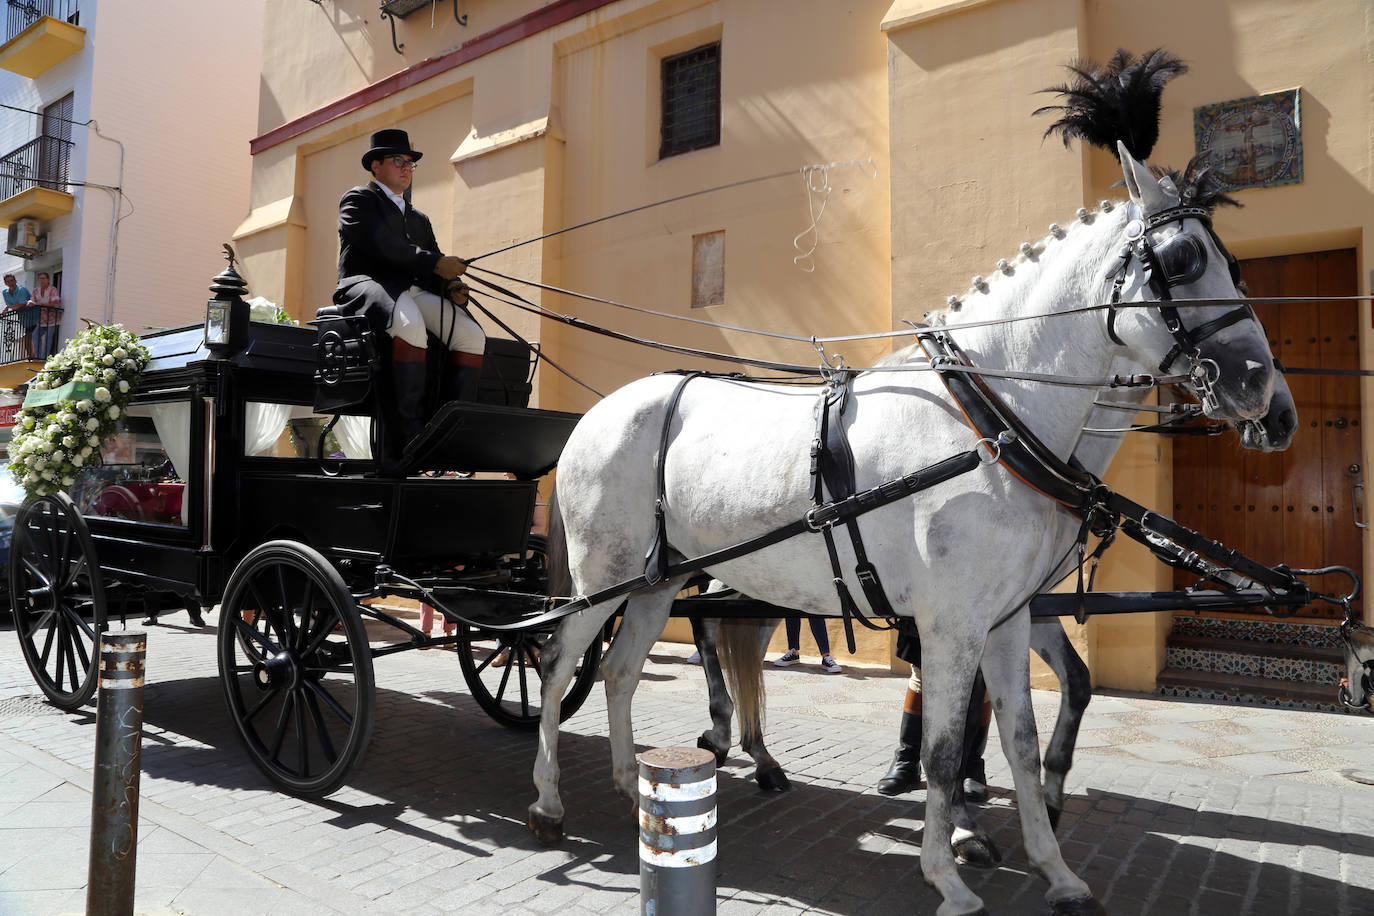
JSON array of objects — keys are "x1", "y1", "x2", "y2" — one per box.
[
  {"x1": 1155, "y1": 667, "x2": 1348, "y2": 714},
  {"x1": 1164, "y1": 635, "x2": 1345, "y2": 685}
]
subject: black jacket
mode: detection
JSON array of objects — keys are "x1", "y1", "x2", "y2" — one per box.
[{"x1": 333, "y1": 181, "x2": 446, "y2": 327}]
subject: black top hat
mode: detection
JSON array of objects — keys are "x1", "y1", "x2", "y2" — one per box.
[{"x1": 362, "y1": 128, "x2": 423, "y2": 171}]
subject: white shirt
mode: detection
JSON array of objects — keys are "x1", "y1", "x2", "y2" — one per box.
[{"x1": 377, "y1": 182, "x2": 406, "y2": 214}]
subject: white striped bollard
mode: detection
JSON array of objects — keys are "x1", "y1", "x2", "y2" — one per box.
[
  {"x1": 87, "y1": 632, "x2": 146, "y2": 916},
  {"x1": 638, "y1": 746, "x2": 717, "y2": 916}
]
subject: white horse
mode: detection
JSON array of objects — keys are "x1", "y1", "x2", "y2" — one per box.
[
  {"x1": 685, "y1": 371, "x2": 1297, "y2": 855},
  {"x1": 528, "y1": 145, "x2": 1283, "y2": 916}
]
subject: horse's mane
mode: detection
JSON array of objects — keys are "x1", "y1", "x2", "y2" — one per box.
[{"x1": 878, "y1": 202, "x2": 1129, "y2": 367}]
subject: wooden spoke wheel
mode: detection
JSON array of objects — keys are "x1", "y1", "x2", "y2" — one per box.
[
  {"x1": 456, "y1": 623, "x2": 601, "y2": 730},
  {"x1": 9, "y1": 493, "x2": 106, "y2": 709},
  {"x1": 217, "y1": 540, "x2": 374, "y2": 798}
]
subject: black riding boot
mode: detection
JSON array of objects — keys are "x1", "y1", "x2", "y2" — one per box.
[
  {"x1": 877, "y1": 687, "x2": 922, "y2": 796},
  {"x1": 441, "y1": 351, "x2": 483, "y2": 403},
  {"x1": 962, "y1": 674, "x2": 991, "y2": 803},
  {"x1": 391, "y1": 338, "x2": 429, "y2": 449}
]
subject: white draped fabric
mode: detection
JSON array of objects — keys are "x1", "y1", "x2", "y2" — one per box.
[
  {"x1": 245, "y1": 402, "x2": 292, "y2": 456},
  {"x1": 334, "y1": 415, "x2": 373, "y2": 459},
  {"x1": 147, "y1": 401, "x2": 191, "y2": 526}
]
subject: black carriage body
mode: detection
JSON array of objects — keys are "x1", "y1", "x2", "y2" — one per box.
[{"x1": 84, "y1": 321, "x2": 552, "y2": 605}]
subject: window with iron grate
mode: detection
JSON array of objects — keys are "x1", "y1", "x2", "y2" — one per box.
[{"x1": 659, "y1": 42, "x2": 720, "y2": 160}]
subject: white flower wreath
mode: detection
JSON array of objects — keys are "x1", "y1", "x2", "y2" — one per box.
[{"x1": 8, "y1": 323, "x2": 151, "y2": 498}]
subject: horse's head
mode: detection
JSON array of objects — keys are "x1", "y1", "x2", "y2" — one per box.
[
  {"x1": 1108, "y1": 143, "x2": 1279, "y2": 428},
  {"x1": 1340, "y1": 618, "x2": 1374, "y2": 713}
]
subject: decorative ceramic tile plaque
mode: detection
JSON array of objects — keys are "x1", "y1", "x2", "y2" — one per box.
[{"x1": 1193, "y1": 89, "x2": 1302, "y2": 192}]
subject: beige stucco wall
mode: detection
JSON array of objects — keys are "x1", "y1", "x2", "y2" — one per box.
[
  {"x1": 884, "y1": 0, "x2": 1373, "y2": 691},
  {"x1": 240, "y1": 0, "x2": 1372, "y2": 675}
]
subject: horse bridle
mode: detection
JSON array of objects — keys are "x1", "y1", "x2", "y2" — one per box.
[{"x1": 1104, "y1": 204, "x2": 1258, "y2": 408}]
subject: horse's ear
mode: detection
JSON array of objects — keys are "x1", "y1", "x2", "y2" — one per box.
[{"x1": 1118, "y1": 140, "x2": 1171, "y2": 212}]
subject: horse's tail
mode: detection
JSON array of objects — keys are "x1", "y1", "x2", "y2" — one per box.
[
  {"x1": 545, "y1": 488, "x2": 572, "y2": 598},
  {"x1": 718, "y1": 618, "x2": 766, "y2": 748}
]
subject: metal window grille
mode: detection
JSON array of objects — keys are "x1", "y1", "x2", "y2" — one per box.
[
  {"x1": 5, "y1": 0, "x2": 79, "y2": 44},
  {"x1": 659, "y1": 42, "x2": 720, "y2": 160}
]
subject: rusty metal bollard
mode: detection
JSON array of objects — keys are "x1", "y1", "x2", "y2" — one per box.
[
  {"x1": 637, "y1": 746, "x2": 717, "y2": 916},
  {"x1": 87, "y1": 632, "x2": 146, "y2": 916}
]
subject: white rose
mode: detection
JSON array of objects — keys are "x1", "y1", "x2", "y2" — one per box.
[
  {"x1": 76, "y1": 399, "x2": 93, "y2": 412},
  {"x1": 62, "y1": 436, "x2": 76, "y2": 448},
  {"x1": 107, "y1": 406, "x2": 120, "y2": 419},
  {"x1": 41, "y1": 469, "x2": 53, "y2": 480},
  {"x1": 113, "y1": 347, "x2": 127, "y2": 359},
  {"x1": 72, "y1": 455, "x2": 84, "y2": 467},
  {"x1": 88, "y1": 434, "x2": 99, "y2": 445},
  {"x1": 118, "y1": 380, "x2": 129, "y2": 392},
  {"x1": 103, "y1": 368, "x2": 117, "y2": 381},
  {"x1": 62, "y1": 477, "x2": 74, "y2": 486},
  {"x1": 52, "y1": 450, "x2": 64, "y2": 461},
  {"x1": 24, "y1": 456, "x2": 35, "y2": 467},
  {"x1": 124, "y1": 359, "x2": 137, "y2": 371},
  {"x1": 85, "y1": 419, "x2": 99, "y2": 431},
  {"x1": 46, "y1": 424, "x2": 59, "y2": 436},
  {"x1": 94, "y1": 387, "x2": 111, "y2": 402},
  {"x1": 81, "y1": 446, "x2": 92, "y2": 456}
]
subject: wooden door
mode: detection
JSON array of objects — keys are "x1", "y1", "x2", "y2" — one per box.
[{"x1": 1172, "y1": 249, "x2": 1363, "y2": 618}]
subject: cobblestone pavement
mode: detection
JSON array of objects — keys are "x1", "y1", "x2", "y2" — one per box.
[{"x1": 0, "y1": 612, "x2": 1371, "y2": 915}]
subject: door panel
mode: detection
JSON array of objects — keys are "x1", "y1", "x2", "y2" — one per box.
[{"x1": 1172, "y1": 249, "x2": 1362, "y2": 618}]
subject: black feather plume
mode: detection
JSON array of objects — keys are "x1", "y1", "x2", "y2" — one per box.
[
  {"x1": 1153, "y1": 156, "x2": 1243, "y2": 212},
  {"x1": 1033, "y1": 48, "x2": 1188, "y2": 161}
]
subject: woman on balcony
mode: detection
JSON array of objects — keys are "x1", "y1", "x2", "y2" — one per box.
[{"x1": 29, "y1": 271, "x2": 60, "y2": 360}]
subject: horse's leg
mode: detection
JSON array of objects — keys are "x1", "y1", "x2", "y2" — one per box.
[
  {"x1": 601, "y1": 583, "x2": 683, "y2": 801},
  {"x1": 529, "y1": 604, "x2": 617, "y2": 846},
  {"x1": 692, "y1": 616, "x2": 733, "y2": 765},
  {"x1": 1031, "y1": 617, "x2": 1092, "y2": 831},
  {"x1": 983, "y1": 613, "x2": 1098, "y2": 914},
  {"x1": 915, "y1": 640, "x2": 990, "y2": 916}
]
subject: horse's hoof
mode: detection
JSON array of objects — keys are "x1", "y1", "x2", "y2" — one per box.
[
  {"x1": 697, "y1": 735, "x2": 728, "y2": 768},
  {"x1": 953, "y1": 833, "x2": 1002, "y2": 869},
  {"x1": 755, "y1": 767, "x2": 790, "y2": 792},
  {"x1": 1047, "y1": 803, "x2": 1062, "y2": 832},
  {"x1": 527, "y1": 808, "x2": 565, "y2": 847},
  {"x1": 1050, "y1": 894, "x2": 1104, "y2": 915}
]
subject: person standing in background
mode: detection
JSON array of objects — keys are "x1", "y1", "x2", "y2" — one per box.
[
  {"x1": 29, "y1": 272, "x2": 61, "y2": 360},
  {"x1": 2, "y1": 273, "x2": 32, "y2": 359}
]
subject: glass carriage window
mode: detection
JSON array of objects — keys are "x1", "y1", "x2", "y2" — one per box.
[
  {"x1": 244, "y1": 403, "x2": 372, "y2": 461},
  {"x1": 660, "y1": 42, "x2": 721, "y2": 160},
  {"x1": 71, "y1": 402, "x2": 189, "y2": 527}
]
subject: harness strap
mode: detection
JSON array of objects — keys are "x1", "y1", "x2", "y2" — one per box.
[
  {"x1": 812, "y1": 373, "x2": 899, "y2": 653},
  {"x1": 643, "y1": 371, "x2": 706, "y2": 585},
  {"x1": 1156, "y1": 305, "x2": 1253, "y2": 373}
]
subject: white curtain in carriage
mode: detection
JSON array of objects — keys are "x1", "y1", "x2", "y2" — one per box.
[
  {"x1": 147, "y1": 400, "x2": 191, "y2": 526},
  {"x1": 333, "y1": 414, "x2": 373, "y2": 460},
  {"x1": 245, "y1": 402, "x2": 292, "y2": 456}
]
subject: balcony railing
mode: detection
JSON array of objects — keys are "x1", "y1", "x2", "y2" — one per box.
[
  {"x1": 0, "y1": 135, "x2": 72, "y2": 200},
  {"x1": 0, "y1": 304, "x2": 63, "y2": 364},
  {"x1": 6, "y1": 0, "x2": 78, "y2": 43}
]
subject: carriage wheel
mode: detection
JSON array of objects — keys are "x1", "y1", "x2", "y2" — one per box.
[
  {"x1": 216, "y1": 540, "x2": 375, "y2": 798},
  {"x1": 456, "y1": 623, "x2": 601, "y2": 730},
  {"x1": 9, "y1": 493, "x2": 106, "y2": 709}
]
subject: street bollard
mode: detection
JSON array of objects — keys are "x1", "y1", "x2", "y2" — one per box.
[
  {"x1": 87, "y1": 633, "x2": 146, "y2": 916},
  {"x1": 637, "y1": 746, "x2": 717, "y2": 916}
]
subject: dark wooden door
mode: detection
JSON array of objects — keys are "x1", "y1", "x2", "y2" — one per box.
[{"x1": 1172, "y1": 249, "x2": 1363, "y2": 618}]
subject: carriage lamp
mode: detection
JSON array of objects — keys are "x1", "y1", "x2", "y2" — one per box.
[{"x1": 205, "y1": 251, "x2": 250, "y2": 355}]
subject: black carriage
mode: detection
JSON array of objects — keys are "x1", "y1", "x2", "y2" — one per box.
[{"x1": 8, "y1": 272, "x2": 600, "y2": 797}]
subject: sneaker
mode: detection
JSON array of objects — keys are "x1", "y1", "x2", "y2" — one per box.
[
  {"x1": 773, "y1": 649, "x2": 801, "y2": 667},
  {"x1": 819, "y1": 655, "x2": 842, "y2": 674}
]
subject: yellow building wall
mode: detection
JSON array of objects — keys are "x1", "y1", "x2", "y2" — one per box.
[{"x1": 239, "y1": 0, "x2": 1373, "y2": 675}]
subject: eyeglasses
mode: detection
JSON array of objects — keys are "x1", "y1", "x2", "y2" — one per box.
[{"x1": 387, "y1": 155, "x2": 418, "y2": 170}]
